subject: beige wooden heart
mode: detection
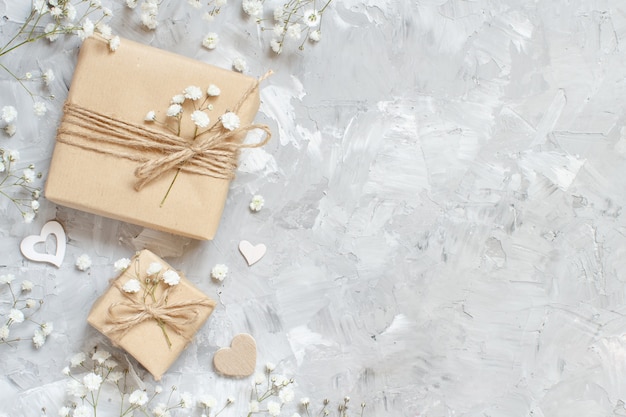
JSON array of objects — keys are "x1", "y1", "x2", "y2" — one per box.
[{"x1": 213, "y1": 333, "x2": 257, "y2": 377}]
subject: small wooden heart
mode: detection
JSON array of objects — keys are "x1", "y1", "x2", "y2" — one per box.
[
  {"x1": 20, "y1": 220, "x2": 67, "y2": 268},
  {"x1": 213, "y1": 333, "x2": 257, "y2": 377},
  {"x1": 238, "y1": 240, "x2": 266, "y2": 266}
]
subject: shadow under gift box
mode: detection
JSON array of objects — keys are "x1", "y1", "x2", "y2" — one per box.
[
  {"x1": 45, "y1": 36, "x2": 262, "y2": 240},
  {"x1": 87, "y1": 249, "x2": 216, "y2": 381}
]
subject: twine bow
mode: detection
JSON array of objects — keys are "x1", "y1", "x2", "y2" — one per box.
[
  {"x1": 105, "y1": 282, "x2": 213, "y2": 348},
  {"x1": 57, "y1": 71, "x2": 273, "y2": 191}
]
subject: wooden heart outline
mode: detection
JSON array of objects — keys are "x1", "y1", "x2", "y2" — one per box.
[
  {"x1": 213, "y1": 333, "x2": 257, "y2": 377},
  {"x1": 238, "y1": 240, "x2": 266, "y2": 266},
  {"x1": 19, "y1": 220, "x2": 66, "y2": 268}
]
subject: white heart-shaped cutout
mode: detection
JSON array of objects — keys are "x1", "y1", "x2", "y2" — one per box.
[
  {"x1": 20, "y1": 221, "x2": 67, "y2": 268},
  {"x1": 238, "y1": 240, "x2": 266, "y2": 266}
]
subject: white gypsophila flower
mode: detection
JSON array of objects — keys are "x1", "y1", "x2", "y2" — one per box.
[
  {"x1": 267, "y1": 400, "x2": 281, "y2": 416},
  {"x1": 309, "y1": 30, "x2": 321, "y2": 42},
  {"x1": 25, "y1": 299, "x2": 37, "y2": 308},
  {"x1": 191, "y1": 110, "x2": 210, "y2": 128},
  {"x1": 23, "y1": 168, "x2": 35, "y2": 183},
  {"x1": 114, "y1": 258, "x2": 132, "y2": 272},
  {"x1": 4, "y1": 124, "x2": 16, "y2": 137},
  {"x1": 207, "y1": 84, "x2": 221, "y2": 97},
  {"x1": 273, "y1": 374, "x2": 288, "y2": 387},
  {"x1": 198, "y1": 394, "x2": 217, "y2": 408},
  {"x1": 70, "y1": 352, "x2": 86, "y2": 367},
  {"x1": 271, "y1": 39, "x2": 282, "y2": 54},
  {"x1": 58, "y1": 406, "x2": 71, "y2": 417},
  {"x1": 45, "y1": 23, "x2": 59, "y2": 41},
  {"x1": 0, "y1": 274, "x2": 15, "y2": 284},
  {"x1": 249, "y1": 194, "x2": 265, "y2": 211},
  {"x1": 202, "y1": 32, "x2": 219, "y2": 50},
  {"x1": 242, "y1": 0, "x2": 263, "y2": 17},
  {"x1": 62, "y1": 366, "x2": 70, "y2": 376},
  {"x1": 210, "y1": 264, "x2": 228, "y2": 281},
  {"x1": 2, "y1": 106, "x2": 17, "y2": 123},
  {"x1": 129, "y1": 389, "x2": 149, "y2": 406},
  {"x1": 184, "y1": 85, "x2": 203, "y2": 100},
  {"x1": 109, "y1": 36, "x2": 121, "y2": 52},
  {"x1": 145, "y1": 110, "x2": 156, "y2": 122},
  {"x1": 279, "y1": 386, "x2": 295, "y2": 403},
  {"x1": 126, "y1": 0, "x2": 138, "y2": 8},
  {"x1": 41, "y1": 322, "x2": 53, "y2": 336},
  {"x1": 33, "y1": 102, "x2": 47, "y2": 116},
  {"x1": 25, "y1": 72, "x2": 32, "y2": 80},
  {"x1": 108, "y1": 371, "x2": 123, "y2": 382},
  {"x1": 31, "y1": 200, "x2": 40, "y2": 211},
  {"x1": 300, "y1": 397, "x2": 310, "y2": 406},
  {"x1": 146, "y1": 262, "x2": 163, "y2": 276},
  {"x1": 187, "y1": 0, "x2": 202, "y2": 9},
  {"x1": 167, "y1": 104, "x2": 182, "y2": 117},
  {"x1": 274, "y1": 8, "x2": 283, "y2": 22},
  {"x1": 152, "y1": 403, "x2": 168, "y2": 417},
  {"x1": 180, "y1": 392, "x2": 193, "y2": 408},
  {"x1": 92, "y1": 350, "x2": 111, "y2": 364},
  {"x1": 286, "y1": 23, "x2": 302, "y2": 40},
  {"x1": 96, "y1": 23, "x2": 112, "y2": 39},
  {"x1": 73, "y1": 405, "x2": 92, "y2": 417},
  {"x1": 66, "y1": 379, "x2": 88, "y2": 398},
  {"x1": 227, "y1": 396, "x2": 235, "y2": 404},
  {"x1": 23, "y1": 212, "x2": 35, "y2": 224},
  {"x1": 155, "y1": 385, "x2": 163, "y2": 393},
  {"x1": 83, "y1": 372, "x2": 103, "y2": 391},
  {"x1": 65, "y1": 3, "x2": 77, "y2": 21},
  {"x1": 21, "y1": 280, "x2": 33, "y2": 291},
  {"x1": 0, "y1": 326, "x2": 9, "y2": 340},
  {"x1": 162, "y1": 270, "x2": 181, "y2": 286},
  {"x1": 78, "y1": 18, "x2": 94, "y2": 40},
  {"x1": 266, "y1": 362, "x2": 276, "y2": 372},
  {"x1": 33, "y1": 328, "x2": 46, "y2": 348},
  {"x1": 273, "y1": 24, "x2": 285, "y2": 37},
  {"x1": 8, "y1": 149, "x2": 19, "y2": 162},
  {"x1": 303, "y1": 9, "x2": 320, "y2": 27},
  {"x1": 75, "y1": 254, "x2": 92, "y2": 271},
  {"x1": 221, "y1": 112, "x2": 240, "y2": 131},
  {"x1": 122, "y1": 278, "x2": 141, "y2": 293},
  {"x1": 141, "y1": 1, "x2": 159, "y2": 29},
  {"x1": 249, "y1": 400, "x2": 260, "y2": 412},
  {"x1": 9, "y1": 308, "x2": 24, "y2": 323},
  {"x1": 171, "y1": 94, "x2": 185, "y2": 104},
  {"x1": 33, "y1": 0, "x2": 47, "y2": 13},
  {"x1": 43, "y1": 68, "x2": 55, "y2": 85},
  {"x1": 232, "y1": 57, "x2": 248, "y2": 73}
]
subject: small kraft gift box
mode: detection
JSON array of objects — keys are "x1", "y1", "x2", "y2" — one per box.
[
  {"x1": 45, "y1": 36, "x2": 271, "y2": 240},
  {"x1": 88, "y1": 249, "x2": 216, "y2": 380}
]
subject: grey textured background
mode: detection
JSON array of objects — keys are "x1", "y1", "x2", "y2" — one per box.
[{"x1": 2, "y1": 0, "x2": 626, "y2": 416}]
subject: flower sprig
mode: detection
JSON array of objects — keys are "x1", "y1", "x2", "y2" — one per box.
[
  {"x1": 58, "y1": 347, "x2": 190, "y2": 417},
  {"x1": 117, "y1": 257, "x2": 182, "y2": 348},
  {"x1": 0, "y1": 273, "x2": 52, "y2": 349},
  {"x1": 244, "y1": 0, "x2": 334, "y2": 54},
  {"x1": 0, "y1": 149, "x2": 42, "y2": 222},
  {"x1": 1, "y1": 1, "x2": 118, "y2": 96},
  {"x1": 298, "y1": 397, "x2": 366, "y2": 417},
  {"x1": 246, "y1": 363, "x2": 296, "y2": 416}
]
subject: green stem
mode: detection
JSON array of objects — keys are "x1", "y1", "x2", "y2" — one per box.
[{"x1": 159, "y1": 168, "x2": 181, "y2": 207}]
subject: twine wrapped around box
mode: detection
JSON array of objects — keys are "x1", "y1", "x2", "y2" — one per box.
[
  {"x1": 45, "y1": 36, "x2": 272, "y2": 240},
  {"x1": 88, "y1": 250, "x2": 216, "y2": 380}
]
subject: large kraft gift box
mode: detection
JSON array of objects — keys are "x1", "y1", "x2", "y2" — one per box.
[
  {"x1": 45, "y1": 36, "x2": 265, "y2": 240},
  {"x1": 88, "y1": 249, "x2": 216, "y2": 380}
]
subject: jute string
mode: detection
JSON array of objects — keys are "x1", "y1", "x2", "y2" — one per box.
[
  {"x1": 57, "y1": 71, "x2": 272, "y2": 191},
  {"x1": 105, "y1": 281, "x2": 213, "y2": 345}
]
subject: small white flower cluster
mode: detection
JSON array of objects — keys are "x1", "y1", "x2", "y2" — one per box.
[
  {"x1": 210, "y1": 264, "x2": 228, "y2": 282},
  {"x1": 29, "y1": 0, "x2": 119, "y2": 52},
  {"x1": 1, "y1": 105, "x2": 17, "y2": 137},
  {"x1": 125, "y1": 0, "x2": 159, "y2": 30},
  {"x1": 60, "y1": 348, "x2": 189, "y2": 417},
  {"x1": 0, "y1": 150, "x2": 41, "y2": 222},
  {"x1": 120, "y1": 259, "x2": 181, "y2": 294},
  {"x1": 146, "y1": 84, "x2": 242, "y2": 133},
  {"x1": 75, "y1": 254, "x2": 92, "y2": 271},
  {"x1": 0, "y1": 273, "x2": 51, "y2": 349},
  {"x1": 246, "y1": 364, "x2": 296, "y2": 416},
  {"x1": 244, "y1": 0, "x2": 333, "y2": 54},
  {"x1": 249, "y1": 194, "x2": 265, "y2": 212}
]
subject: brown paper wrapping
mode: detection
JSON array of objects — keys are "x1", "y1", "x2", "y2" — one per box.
[
  {"x1": 45, "y1": 36, "x2": 262, "y2": 240},
  {"x1": 87, "y1": 249, "x2": 215, "y2": 380}
]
